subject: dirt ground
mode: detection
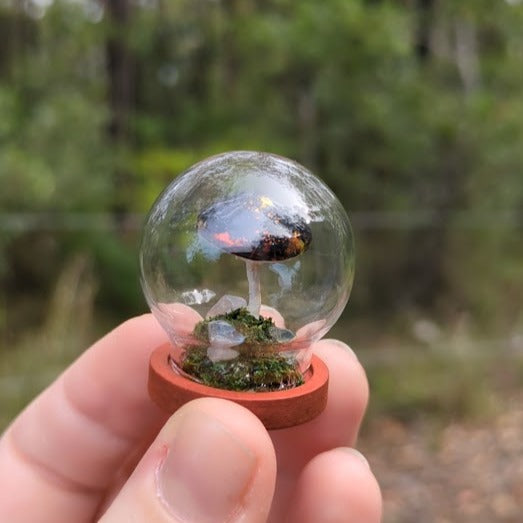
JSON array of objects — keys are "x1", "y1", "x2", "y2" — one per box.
[{"x1": 360, "y1": 395, "x2": 523, "y2": 523}]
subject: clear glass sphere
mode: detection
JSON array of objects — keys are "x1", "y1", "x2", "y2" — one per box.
[{"x1": 140, "y1": 151, "x2": 354, "y2": 391}]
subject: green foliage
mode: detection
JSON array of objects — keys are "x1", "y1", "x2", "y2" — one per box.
[
  {"x1": 132, "y1": 148, "x2": 199, "y2": 210},
  {"x1": 2, "y1": 0, "x2": 523, "y2": 340}
]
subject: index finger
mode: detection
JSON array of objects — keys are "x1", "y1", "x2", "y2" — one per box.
[{"x1": 0, "y1": 313, "x2": 171, "y2": 522}]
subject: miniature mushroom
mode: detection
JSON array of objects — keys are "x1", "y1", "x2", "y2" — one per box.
[{"x1": 197, "y1": 193, "x2": 312, "y2": 316}]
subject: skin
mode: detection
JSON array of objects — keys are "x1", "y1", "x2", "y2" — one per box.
[{"x1": 0, "y1": 314, "x2": 382, "y2": 522}]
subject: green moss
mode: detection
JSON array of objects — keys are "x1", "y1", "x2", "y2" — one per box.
[
  {"x1": 182, "y1": 347, "x2": 304, "y2": 391},
  {"x1": 193, "y1": 307, "x2": 277, "y2": 346},
  {"x1": 184, "y1": 308, "x2": 303, "y2": 391}
]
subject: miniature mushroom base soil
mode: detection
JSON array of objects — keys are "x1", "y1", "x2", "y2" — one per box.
[
  {"x1": 183, "y1": 308, "x2": 304, "y2": 392},
  {"x1": 148, "y1": 343, "x2": 329, "y2": 429}
]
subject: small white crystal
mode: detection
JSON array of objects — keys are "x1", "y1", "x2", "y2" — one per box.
[
  {"x1": 207, "y1": 346, "x2": 239, "y2": 362},
  {"x1": 206, "y1": 295, "x2": 247, "y2": 318}
]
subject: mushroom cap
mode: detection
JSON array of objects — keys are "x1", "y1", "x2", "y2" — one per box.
[{"x1": 197, "y1": 194, "x2": 312, "y2": 262}]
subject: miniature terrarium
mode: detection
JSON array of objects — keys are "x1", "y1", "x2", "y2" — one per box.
[{"x1": 140, "y1": 151, "x2": 354, "y2": 393}]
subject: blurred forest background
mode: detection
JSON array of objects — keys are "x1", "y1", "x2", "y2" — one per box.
[{"x1": 1, "y1": 0, "x2": 523, "y2": 520}]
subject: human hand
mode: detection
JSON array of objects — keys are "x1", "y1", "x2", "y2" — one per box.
[{"x1": 0, "y1": 314, "x2": 381, "y2": 522}]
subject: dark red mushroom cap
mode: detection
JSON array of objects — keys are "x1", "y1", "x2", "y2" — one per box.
[{"x1": 197, "y1": 194, "x2": 312, "y2": 262}]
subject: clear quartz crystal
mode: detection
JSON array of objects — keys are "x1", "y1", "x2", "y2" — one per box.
[
  {"x1": 207, "y1": 320, "x2": 245, "y2": 348},
  {"x1": 206, "y1": 295, "x2": 247, "y2": 318},
  {"x1": 206, "y1": 319, "x2": 245, "y2": 362}
]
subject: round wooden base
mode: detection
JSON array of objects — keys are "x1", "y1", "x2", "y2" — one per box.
[{"x1": 148, "y1": 343, "x2": 329, "y2": 430}]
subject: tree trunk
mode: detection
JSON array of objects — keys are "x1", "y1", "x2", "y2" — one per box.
[
  {"x1": 415, "y1": 0, "x2": 435, "y2": 61},
  {"x1": 105, "y1": 0, "x2": 134, "y2": 226},
  {"x1": 105, "y1": 0, "x2": 133, "y2": 144},
  {"x1": 454, "y1": 17, "x2": 480, "y2": 95}
]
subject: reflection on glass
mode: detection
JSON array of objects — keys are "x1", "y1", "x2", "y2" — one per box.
[{"x1": 140, "y1": 151, "x2": 355, "y2": 391}]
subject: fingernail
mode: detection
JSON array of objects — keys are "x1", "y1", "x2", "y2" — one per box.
[
  {"x1": 322, "y1": 339, "x2": 359, "y2": 360},
  {"x1": 342, "y1": 447, "x2": 370, "y2": 468},
  {"x1": 157, "y1": 411, "x2": 257, "y2": 523}
]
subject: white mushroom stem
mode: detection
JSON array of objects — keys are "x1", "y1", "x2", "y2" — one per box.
[{"x1": 246, "y1": 261, "x2": 261, "y2": 317}]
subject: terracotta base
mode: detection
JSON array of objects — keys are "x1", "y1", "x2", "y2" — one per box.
[{"x1": 148, "y1": 343, "x2": 329, "y2": 430}]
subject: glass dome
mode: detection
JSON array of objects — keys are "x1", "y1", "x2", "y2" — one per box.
[{"x1": 140, "y1": 151, "x2": 354, "y2": 392}]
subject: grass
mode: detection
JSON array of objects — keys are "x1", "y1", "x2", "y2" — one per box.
[
  {"x1": 360, "y1": 330, "x2": 523, "y2": 431},
  {"x1": 365, "y1": 351, "x2": 498, "y2": 424},
  {"x1": 0, "y1": 254, "x2": 99, "y2": 431}
]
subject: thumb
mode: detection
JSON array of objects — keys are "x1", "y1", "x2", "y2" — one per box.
[{"x1": 99, "y1": 398, "x2": 276, "y2": 523}]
